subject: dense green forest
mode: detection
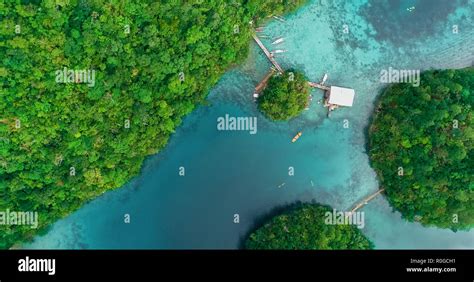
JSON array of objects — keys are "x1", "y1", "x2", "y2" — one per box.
[
  {"x1": 244, "y1": 203, "x2": 374, "y2": 249},
  {"x1": 369, "y1": 68, "x2": 473, "y2": 230},
  {"x1": 257, "y1": 70, "x2": 310, "y2": 120},
  {"x1": 0, "y1": 0, "x2": 307, "y2": 248}
]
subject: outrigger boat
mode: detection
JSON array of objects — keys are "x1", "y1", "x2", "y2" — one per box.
[
  {"x1": 321, "y1": 73, "x2": 328, "y2": 85},
  {"x1": 272, "y1": 15, "x2": 286, "y2": 22},
  {"x1": 272, "y1": 37, "x2": 285, "y2": 45},
  {"x1": 291, "y1": 132, "x2": 302, "y2": 143},
  {"x1": 270, "y1": 49, "x2": 287, "y2": 56}
]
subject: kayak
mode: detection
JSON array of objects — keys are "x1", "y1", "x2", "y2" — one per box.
[{"x1": 292, "y1": 132, "x2": 302, "y2": 143}]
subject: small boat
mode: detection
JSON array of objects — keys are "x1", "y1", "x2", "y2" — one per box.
[
  {"x1": 273, "y1": 15, "x2": 286, "y2": 22},
  {"x1": 321, "y1": 73, "x2": 328, "y2": 85},
  {"x1": 272, "y1": 37, "x2": 285, "y2": 45},
  {"x1": 407, "y1": 6, "x2": 415, "y2": 12},
  {"x1": 291, "y1": 132, "x2": 302, "y2": 143},
  {"x1": 270, "y1": 50, "x2": 287, "y2": 56}
]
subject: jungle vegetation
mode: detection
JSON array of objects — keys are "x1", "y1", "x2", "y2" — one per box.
[
  {"x1": 369, "y1": 68, "x2": 473, "y2": 230},
  {"x1": 257, "y1": 70, "x2": 310, "y2": 121},
  {"x1": 244, "y1": 203, "x2": 374, "y2": 250},
  {"x1": 0, "y1": 0, "x2": 307, "y2": 248}
]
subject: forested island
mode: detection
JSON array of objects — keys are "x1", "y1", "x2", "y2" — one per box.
[
  {"x1": 244, "y1": 203, "x2": 374, "y2": 250},
  {"x1": 257, "y1": 70, "x2": 310, "y2": 121},
  {"x1": 369, "y1": 68, "x2": 473, "y2": 230},
  {"x1": 0, "y1": 0, "x2": 307, "y2": 248}
]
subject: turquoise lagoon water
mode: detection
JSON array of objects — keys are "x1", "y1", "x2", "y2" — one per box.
[{"x1": 25, "y1": 0, "x2": 474, "y2": 249}]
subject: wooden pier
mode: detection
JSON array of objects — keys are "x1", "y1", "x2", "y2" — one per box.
[
  {"x1": 252, "y1": 34, "x2": 284, "y2": 73},
  {"x1": 347, "y1": 188, "x2": 385, "y2": 215},
  {"x1": 254, "y1": 69, "x2": 275, "y2": 96},
  {"x1": 308, "y1": 81, "x2": 330, "y2": 91}
]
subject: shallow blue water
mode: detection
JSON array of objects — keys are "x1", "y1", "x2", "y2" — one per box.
[{"x1": 25, "y1": 0, "x2": 474, "y2": 249}]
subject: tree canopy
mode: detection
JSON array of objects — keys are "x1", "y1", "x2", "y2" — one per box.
[
  {"x1": 369, "y1": 68, "x2": 473, "y2": 230},
  {"x1": 0, "y1": 0, "x2": 307, "y2": 249},
  {"x1": 257, "y1": 70, "x2": 310, "y2": 121},
  {"x1": 244, "y1": 203, "x2": 374, "y2": 250}
]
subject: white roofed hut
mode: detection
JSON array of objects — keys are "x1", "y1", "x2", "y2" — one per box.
[
  {"x1": 328, "y1": 86, "x2": 355, "y2": 106},
  {"x1": 324, "y1": 86, "x2": 355, "y2": 117}
]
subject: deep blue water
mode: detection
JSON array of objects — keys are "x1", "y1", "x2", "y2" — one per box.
[{"x1": 25, "y1": 0, "x2": 474, "y2": 249}]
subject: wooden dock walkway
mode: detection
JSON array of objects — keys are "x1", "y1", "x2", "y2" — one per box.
[
  {"x1": 348, "y1": 188, "x2": 385, "y2": 215},
  {"x1": 252, "y1": 34, "x2": 284, "y2": 73},
  {"x1": 308, "y1": 81, "x2": 330, "y2": 91},
  {"x1": 255, "y1": 69, "x2": 275, "y2": 95}
]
